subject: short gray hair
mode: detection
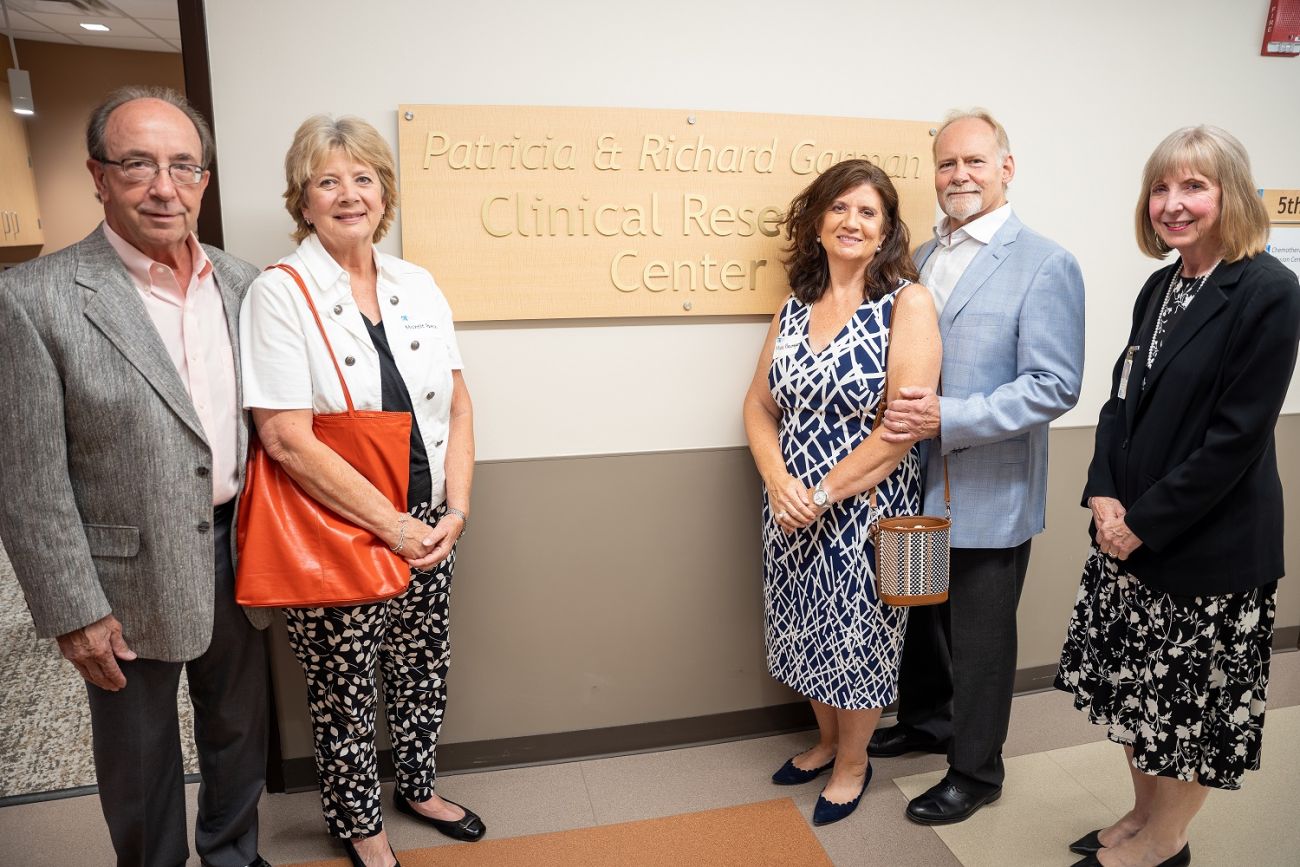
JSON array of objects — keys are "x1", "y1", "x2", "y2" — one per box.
[
  {"x1": 933, "y1": 108, "x2": 1011, "y2": 163},
  {"x1": 86, "y1": 86, "x2": 215, "y2": 168}
]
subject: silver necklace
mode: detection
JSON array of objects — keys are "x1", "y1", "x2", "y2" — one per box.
[{"x1": 1147, "y1": 258, "x2": 1219, "y2": 369}]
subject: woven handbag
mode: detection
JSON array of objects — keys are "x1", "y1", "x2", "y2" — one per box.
[
  {"x1": 868, "y1": 457, "x2": 950, "y2": 607},
  {"x1": 235, "y1": 264, "x2": 414, "y2": 608},
  {"x1": 865, "y1": 299, "x2": 951, "y2": 607}
]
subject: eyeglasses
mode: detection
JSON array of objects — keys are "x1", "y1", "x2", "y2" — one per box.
[{"x1": 99, "y1": 158, "x2": 206, "y2": 186}]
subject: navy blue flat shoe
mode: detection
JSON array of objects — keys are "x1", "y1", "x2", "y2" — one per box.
[
  {"x1": 771, "y1": 755, "x2": 835, "y2": 785},
  {"x1": 812, "y1": 763, "x2": 873, "y2": 825}
]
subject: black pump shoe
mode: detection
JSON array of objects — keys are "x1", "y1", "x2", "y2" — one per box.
[
  {"x1": 393, "y1": 792, "x2": 486, "y2": 842},
  {"x1": 1068, "y1": 829, "x2": 1103, "y2": 855},
  {"x1": 1070, "y1": 843, "x2": 1190, "y2": 867}
]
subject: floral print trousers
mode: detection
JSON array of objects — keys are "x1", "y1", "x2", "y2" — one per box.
[{"x1": 283, "y1": 505, "x2": 454, "y2": 839}]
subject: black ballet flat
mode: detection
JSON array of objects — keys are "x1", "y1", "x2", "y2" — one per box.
[
  {"x1": 771, "y1": 755, "x2": 835, "y2": 785},
  {"x1": 811, "y1": 763, "x2": 873, "y2": 826},
  {"x1": 341, "y1": 837, "x2": 401, "y2": 867},
  {"x1": 393, "y1": 792, "x2": 486, "y2": 842}
]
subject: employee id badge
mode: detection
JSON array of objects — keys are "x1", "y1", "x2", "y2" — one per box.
[{"x1": 1117, "y1": 346, "x2": 1139, "y2": 399}]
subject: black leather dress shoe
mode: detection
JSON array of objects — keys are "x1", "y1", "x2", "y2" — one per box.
[
  {"x1": 868, "y1": 724, "x2": 949, "y2": 758},
  {"x1": 246, "y1": 858, "x2": 273, "y2": 867},
  {"x1": 1071, "y1": 843, "x2": 1190, "y2": 867},
  {"x1": 771, "y1": 755, "x2": 835, "y2": 785},
  {"x1": 905, "y1": 778, "x2": 1001, "y2": 825},
  {"x1": 1069, "y1": 829, "x2": 1103, "y2": 855},
  {"x1": 393, "y1": 792, "x2": 486, "y2": 842}
]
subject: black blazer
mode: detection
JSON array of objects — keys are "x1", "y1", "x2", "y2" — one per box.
[{"x1": 1084, "y1": 252, "x2": 1300, "y2": 596}]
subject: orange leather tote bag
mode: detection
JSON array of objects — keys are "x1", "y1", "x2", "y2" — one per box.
[{"x1": 235, "y1": 264, "x2": 413, "y2": 607}]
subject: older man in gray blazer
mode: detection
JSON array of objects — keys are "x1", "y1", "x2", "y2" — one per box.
[
  {"x1": 872, "y1": 109, "x2": 1085, "y2": 824},
  {"x1": 0, "y1": 87, "x2": 271, "y2": 867}
]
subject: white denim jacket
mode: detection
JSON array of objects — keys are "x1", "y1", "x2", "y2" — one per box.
[{"x1": 240, "y1": 233, "x2": 463, "y2": 505}]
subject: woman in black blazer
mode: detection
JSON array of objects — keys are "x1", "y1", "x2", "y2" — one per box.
[{"x1": 1056, "y1": 126, "x2": 1300, "y2": 867}]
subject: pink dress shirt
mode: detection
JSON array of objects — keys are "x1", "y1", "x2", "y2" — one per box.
[{"x1": 103, "y1": 223, "x2": 240, "y2": 505}]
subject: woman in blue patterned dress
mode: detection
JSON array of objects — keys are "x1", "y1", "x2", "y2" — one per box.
[{"x1": 743, "y1": 159, "x2": 941, "y2": 825}]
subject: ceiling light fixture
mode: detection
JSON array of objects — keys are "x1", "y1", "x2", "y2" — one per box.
[
  {"x1": 80, "y1": 22, "x2": 110, "y2": 32},
  {"x1": 0, "y1": 0, "x2": 35, "y2": 116}
]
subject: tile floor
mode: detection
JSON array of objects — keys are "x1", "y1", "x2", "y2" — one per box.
[{"x1": 2, "y1": 652, "x2": 1296, "y2": 866}]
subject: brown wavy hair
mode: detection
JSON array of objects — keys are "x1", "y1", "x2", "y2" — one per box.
[{"x1": 781, "y1": 159, "x2": 918, "y2": 304}]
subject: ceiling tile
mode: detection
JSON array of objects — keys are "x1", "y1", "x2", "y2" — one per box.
[
  {"x1": 13, "y1": 1, "x2": 128, "y2": 17},
  {"x1": 137, "y1": 17, "x2": 179, "y2": 40},
  {"x1": 22, "y1": 10, "x2": 153, "y2": 36},
  {"x1": 1, "y1": 10, "x2": 52, "y2": 30},
  {"x1": 8, "y1": 29, "x2": 80, "y2": 45},
  {"x1": 72, "y1": 34, "x2": 177, "y2": 53},
  {"x1": 103, "y1": 0, "x2": 181, "y2": 19}
]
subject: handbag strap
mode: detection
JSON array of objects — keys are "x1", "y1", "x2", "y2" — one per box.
[
  {"x1": 268, "y1": 263, "x2": 357, "y2": 415},
  {"x1": 867, "y1": 289, "x2": 950, "y2": 518}
]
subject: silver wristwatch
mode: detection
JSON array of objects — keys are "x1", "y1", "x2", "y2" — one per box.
[{"x1": 812, "y1": 481, "x2": 830, "y2": 509}]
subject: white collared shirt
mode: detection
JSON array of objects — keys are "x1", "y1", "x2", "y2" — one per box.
[
  {"x1": 239, "y1": 233, "x2": 463, "y2": 505},
  {"x1": 920, "y1": 203, "x2": 1014, "y2": 314}
]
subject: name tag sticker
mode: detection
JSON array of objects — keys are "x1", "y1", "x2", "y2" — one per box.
[{"x1": 773, "y1": 335, "x2": 799, "y2": 360}]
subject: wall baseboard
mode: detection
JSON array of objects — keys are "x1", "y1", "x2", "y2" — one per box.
[
  {"x1": 272, "y1": 637, "x2": 1299, "y2": 792},
  {"x1": 277, "y1": 701, "x2": 817, "y2": 793}
]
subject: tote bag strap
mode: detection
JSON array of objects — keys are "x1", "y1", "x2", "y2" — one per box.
[
  {"x1": 868, "y1": 289, "x2": 950, "y2": 518},
  {"x1": 268, "y1": 263, "x2": 357, "y2": 415}
]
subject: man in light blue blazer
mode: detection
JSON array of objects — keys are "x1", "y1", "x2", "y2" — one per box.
[{"x1": 872, "y1": 109, "x2": 1085, "y2": 824}]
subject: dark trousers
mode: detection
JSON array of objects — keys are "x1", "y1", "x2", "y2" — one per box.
[
  {"x1": 85, "y1": 502, "x2": 268, "y2": 867},
  {"x1": 893, "y1": 541, "x2": 1031, "y2": 793}
]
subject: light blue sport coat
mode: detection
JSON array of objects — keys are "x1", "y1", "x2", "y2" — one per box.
[{"x1": 914, "y1": 210, "x2": 1085, "y2": 549}]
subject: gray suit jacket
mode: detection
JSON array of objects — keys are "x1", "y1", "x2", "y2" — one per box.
[
  {"x1": 0, "y1": 227, "x2": 272, "y2": 662},
  {"x1": 913, "y1": 212, "x2": 1085, "y2": 548}
]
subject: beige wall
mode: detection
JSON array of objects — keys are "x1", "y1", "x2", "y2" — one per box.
[
  {"x1": 205, "y1": 0, "x2": 1300, "y2": 466},
  {"x1": 266, "y1": 420, "x2": 1300, "y2": 762},
  {"x1": 1, "y1": 39, "x2": 183, "y2": 256}
]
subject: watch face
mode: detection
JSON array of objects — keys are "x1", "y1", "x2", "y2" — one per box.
[{"x1": 813, "y1": 489, "x2": 829, "y2": 507}]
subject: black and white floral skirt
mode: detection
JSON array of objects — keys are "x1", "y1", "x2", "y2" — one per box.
[{"x1": 1054, "y1": 545, "x2": 1277, "y2": 790}]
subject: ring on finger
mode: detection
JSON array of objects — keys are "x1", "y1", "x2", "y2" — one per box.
[{"x1": 777, "y1": 511, "x2": 787, "y2": 520}]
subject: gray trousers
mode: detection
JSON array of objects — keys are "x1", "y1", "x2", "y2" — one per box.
[
  {"x1": 893, "y1": 541, "x2": 1031, "y2": 794},
  {"x1": 85, "y1": 503, "x2": 267, "y2": 867}
]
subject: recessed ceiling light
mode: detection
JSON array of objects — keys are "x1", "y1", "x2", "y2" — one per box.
[{"x1": 80, "y1": 23, "x2": 111, "y2": 32}]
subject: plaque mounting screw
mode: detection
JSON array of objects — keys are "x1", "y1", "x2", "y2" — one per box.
[
  {"x1": 687, "y1": 115, "x2": 697, "y2": 125},
  {"x1": 929, "y1": 127, "x2": 937, "y2": 136},
  {"x1": 683, "y1": 301, "x2": 693, "y2": 311},
  {"x1": 404, "y1": 112, "x2": 415, "y2": 121}
]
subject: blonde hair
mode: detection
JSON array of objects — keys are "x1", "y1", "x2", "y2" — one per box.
[
  {"x1": 1135, "y1": 125, "x2": 1269, "y2": 261},
  {"x1": 933, "y1": 108, "x2": 1011, "y2": 163},
  {"x1": 283, "y1": 115, "x2": 398, "y2": 244}
]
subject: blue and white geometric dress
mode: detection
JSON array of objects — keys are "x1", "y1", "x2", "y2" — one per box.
[{"x1": 762, "y1": 285, "x2": 920, "y2": 710}]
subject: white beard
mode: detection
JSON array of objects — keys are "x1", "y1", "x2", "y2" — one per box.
[{"x1": 942, "y1": 188, "x2": 985, "y2": 223}]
